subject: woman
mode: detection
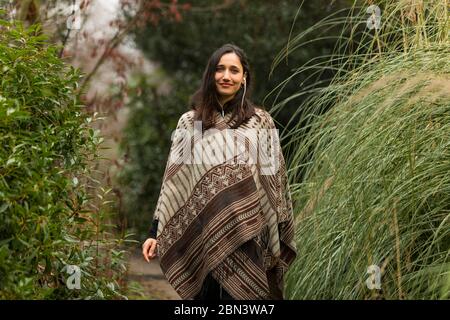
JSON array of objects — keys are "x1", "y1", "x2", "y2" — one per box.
[{"x1": 142, "y1": 43, "x2": 297, "y2": 300}]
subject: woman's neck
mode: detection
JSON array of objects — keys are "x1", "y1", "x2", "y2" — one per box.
[
  {"x1": 218, "y1": 94, "x2": 235, "y2": 106},
  {"x1": 216, "y1": 95, "x2": 230, "y2": 117}
]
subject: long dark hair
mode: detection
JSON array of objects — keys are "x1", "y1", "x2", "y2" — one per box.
[{"x1": 189, "y1": 43, "x2": 261, "y2": 131}]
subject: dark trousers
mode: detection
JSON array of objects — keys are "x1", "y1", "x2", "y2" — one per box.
[{"x1": 194, "y1": 273, "x2": 235, "y2": 301}]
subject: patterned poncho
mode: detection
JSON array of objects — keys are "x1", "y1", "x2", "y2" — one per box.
[{"x1": 152, "y1": 108, "x2": 297, "y2": 300}]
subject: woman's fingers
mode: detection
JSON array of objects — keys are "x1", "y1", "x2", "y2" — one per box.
[
  {"x1": 142, "y1": 240, "x2": 150, "y2": 262},
  {"x1": 142, "y1": 238, "x2": 158, "y2": 262},
  {"x1": 149, "y1": 240, "x2": 156, "y2": 258}
]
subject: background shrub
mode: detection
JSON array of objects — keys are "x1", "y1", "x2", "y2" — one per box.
[{"x1": 0, "y1": 17, "x2": 127, "y2": 299}]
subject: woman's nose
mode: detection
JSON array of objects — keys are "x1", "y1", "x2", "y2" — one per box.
[{"x1": 223, "y1": 70, "x2": 231, "y2": 80}]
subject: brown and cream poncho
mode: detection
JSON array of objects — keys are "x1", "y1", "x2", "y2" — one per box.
[{"x1": 152, "y1": 107, "x2": 297, "y2": 300}]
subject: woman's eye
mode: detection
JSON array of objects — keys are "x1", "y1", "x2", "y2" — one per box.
[{"x1": 216, "y1": 67, "x2": 239, "y2": 73}]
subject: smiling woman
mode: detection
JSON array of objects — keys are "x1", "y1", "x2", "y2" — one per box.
[{"x1": 142, "y1": 44, "x2": 297, "y2": 301}]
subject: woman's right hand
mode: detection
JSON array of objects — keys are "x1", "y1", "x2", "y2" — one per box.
[{"x1": 142, "y1": 238, "x2": 158, "y2": 262}]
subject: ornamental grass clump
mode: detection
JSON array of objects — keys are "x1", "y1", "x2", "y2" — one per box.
[{"x1": 279, "y1": 0, "x2": 449, "y2": 299}]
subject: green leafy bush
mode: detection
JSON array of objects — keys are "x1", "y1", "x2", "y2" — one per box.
[{"x1": 0, "y1": 17, "x2": 127, "y2": 299}]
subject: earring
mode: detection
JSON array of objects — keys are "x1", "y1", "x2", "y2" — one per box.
[{"x1": 240, "y1": 79, "x2": 246, "y2": 109}]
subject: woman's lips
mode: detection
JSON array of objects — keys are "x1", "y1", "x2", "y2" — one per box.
[{"x1": 219, "y1": 83, "x2": 233, "y2": 87}]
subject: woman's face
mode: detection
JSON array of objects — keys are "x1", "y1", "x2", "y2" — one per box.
[{"x1": 214, "y1": 52, "x2": 245, "y2": 104}]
